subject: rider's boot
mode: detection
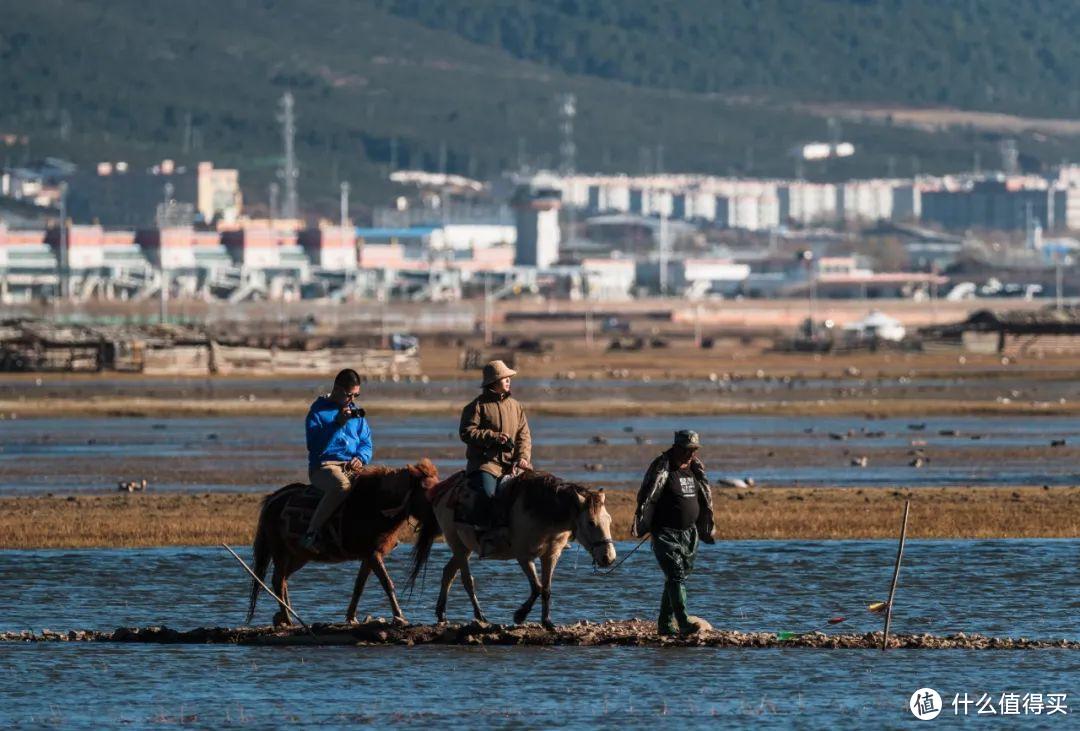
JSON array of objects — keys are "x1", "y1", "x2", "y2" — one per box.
[{"x1": 300, "y1": 531, "x2": 321, "y2": 554}]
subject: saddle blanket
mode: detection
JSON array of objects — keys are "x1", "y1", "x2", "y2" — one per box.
[{"x1": 279, "y1": 486, "x2": 344, "y2": 547}]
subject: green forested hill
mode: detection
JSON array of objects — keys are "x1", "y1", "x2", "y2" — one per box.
[
  {"x1": 376, "y1": 0, "x2": 1080, "y2": 116},
  {"x1": 2, "y1": 0, "x2": 1079, "y2": 215}
]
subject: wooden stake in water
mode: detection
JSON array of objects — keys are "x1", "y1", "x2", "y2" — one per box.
[
  {"x1": 881, "y1": 500, "x2": 910, "y2": 651},
  {"x1": 222, "y1": 543, "x2": 313, "y2": 635}
]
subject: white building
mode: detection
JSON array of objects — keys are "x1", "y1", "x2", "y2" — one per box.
[{"x1": 513, "y1": 186, "x2": 562, "y2": 268}]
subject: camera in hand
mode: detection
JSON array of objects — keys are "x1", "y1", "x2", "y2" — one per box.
[{"x1": 347, "y1": 406, "x2": 366, "y2": 419}]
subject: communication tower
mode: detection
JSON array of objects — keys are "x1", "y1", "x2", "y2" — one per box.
[{"x1": 278, "y1": 92, "x2": 299, "y2": 220}]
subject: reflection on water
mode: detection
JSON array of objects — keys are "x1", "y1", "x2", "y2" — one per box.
[{"x1": 0, "y1": 540, "x2": 1076, "y2": 727}]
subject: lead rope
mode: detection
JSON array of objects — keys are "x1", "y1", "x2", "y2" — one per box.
[{"x1": 592, "y1": 535, "x2": 649, "y2": 576}]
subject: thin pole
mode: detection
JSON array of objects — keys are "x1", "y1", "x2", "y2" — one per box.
[
  {"x1": 483, "y1": 276, "x2": 492, "y2": 346},
  {"x1": 881, "y1": 500, "x2": 910, "y2": 651},
  {"x1": 221, "y1": 543, "x2": 312, "y2": 634},
  {"x1": 58, "y1": 181, "x2": 68, "y2": 301},
  {"x1": 658, "y1": 210, "x2": 668, "y2": 296},
  {"x1": 159, "y1": 268, "x2": 168, "y2": 324},
  {"x1": 1055, "y1": 253, "x2": 1064, "y2": 312}
]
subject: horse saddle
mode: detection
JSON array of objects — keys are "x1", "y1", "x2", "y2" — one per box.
[
  {"x1": 279, "y1": 485, "x2": 345, "y2": 549},
  {"x1": 451, "y1": 474, "x2": 517, "y2": 528}
]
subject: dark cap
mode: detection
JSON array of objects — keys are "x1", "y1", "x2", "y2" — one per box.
[{"x1": 673, "y1": 429, "x2": 700, "y2": 449}]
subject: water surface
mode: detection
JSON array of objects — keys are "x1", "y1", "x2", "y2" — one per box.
[{"x1": 1, "y1": 539, "x2": 1076, "y2": 728}]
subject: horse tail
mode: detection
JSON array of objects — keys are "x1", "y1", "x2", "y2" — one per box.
[
  {"x1": 406, "y1": 492, "x2": 443, "y2": 593},
  {"x1": 245, "y1": 497, "x2": 274, "y2": 625}
]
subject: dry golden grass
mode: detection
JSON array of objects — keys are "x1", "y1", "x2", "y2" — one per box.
[{"x1": 2, "y1": 486, "x2": 1075, "y2": 549}]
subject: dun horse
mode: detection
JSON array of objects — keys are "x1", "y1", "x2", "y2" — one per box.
[
  {"x1": 408, "y1": 471, "x2": 617, "y2": 629},
  {"x1": 246, "y1": 460, "x2": 440, "y2": 627}
]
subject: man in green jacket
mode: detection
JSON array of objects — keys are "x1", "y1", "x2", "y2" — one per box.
[
  {"x1": 633, "y1": 429, "x2": 715, "y2": 635},
  {"x1": 458, "y1": 360, "x2": 532, "y2": 551}
]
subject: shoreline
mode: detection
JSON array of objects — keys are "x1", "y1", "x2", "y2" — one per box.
[
  {"x1": 2, "y1": 396, "x2": 1078, "y2": 419},
  {"x1": 2, "y1": 486, "x2": 1076, "y2": 549},
  {"x1": 4, "y1": 620, "x2": 1076, "y2": 649}
]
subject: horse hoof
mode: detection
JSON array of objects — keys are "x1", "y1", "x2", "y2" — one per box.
[
  {"x1": 541, "y1": 620, "x2": 556, "y2": 631},
  {"x1": 436, "y1": 618, "x2": 448, "y2": 626},
  {"x1": 392, "y1": 616, "x2": 410, "y2": 627},
  {"x1": 345, "y1": 616, "x2": 358, "y2": 625},
  {"x1": 513, "y1": 611, "x2": 529, "y2": 625}
]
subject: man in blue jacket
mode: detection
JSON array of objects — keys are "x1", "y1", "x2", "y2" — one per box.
[{"x1": 301, "y1": 368, "x2": 373, "y2": 552}]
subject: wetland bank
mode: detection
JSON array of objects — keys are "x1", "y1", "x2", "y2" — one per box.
[{"x1": 2, "y1": 346, "x2": 1077, "y2": 727}]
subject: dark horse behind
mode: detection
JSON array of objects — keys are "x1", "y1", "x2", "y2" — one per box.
[{"x1": 246, "y1": 459, "x2": 440, "y2": 627}]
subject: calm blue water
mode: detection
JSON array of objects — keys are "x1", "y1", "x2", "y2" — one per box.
[
  {"x1": 1, "y1": 540, "x2": 1076, "y2": 728},
  {"x1": 1, "y1": 414, "x2": 1078, "y2": 493}
]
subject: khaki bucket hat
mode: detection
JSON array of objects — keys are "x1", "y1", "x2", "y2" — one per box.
[{"x1": 482, "y1": 360, "x2": 517, "y2": 387}]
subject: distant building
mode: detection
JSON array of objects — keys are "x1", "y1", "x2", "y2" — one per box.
[
  {"x1": 513, "y1": 184, "x2": 561, "y2": 268},
  {"x1": 921, "y1": 179, "x2": 1062, "y2": 232},
  {"x1": 65, "y1": 161, "x2": 241, "y2": 228}
]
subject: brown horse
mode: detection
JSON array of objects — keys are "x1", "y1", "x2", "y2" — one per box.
[
  {"x1": 246, "y1": 460, "x2": 440, "y2": 627},
  {"x1": 407, "y1": 470, "x2": 616, "y2": 629}
]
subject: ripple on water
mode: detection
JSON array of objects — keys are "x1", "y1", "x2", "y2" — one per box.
[{"x1": 0, "y1": 539, "x2": 1076, "y2": 727}]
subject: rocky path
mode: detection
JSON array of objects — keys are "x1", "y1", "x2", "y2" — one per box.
[{"x1": 3, "y1": 619, "x2": 1076, "y2": 650}]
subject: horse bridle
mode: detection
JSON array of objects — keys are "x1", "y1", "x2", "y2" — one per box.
[{"x1": 581, "y1": 536, "x2": 615, "y2": 552}]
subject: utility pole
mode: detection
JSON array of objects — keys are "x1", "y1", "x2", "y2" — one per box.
[
  {"x1": 339, "y1": 181, "x2": 350, "y2": 230},
  {"x1": 57, "y1": 181, "x2": 68, "y2": 300},
  {"x1": 800, "y1": 249, "x2": 816, "y2": 337},
  {"x1": 278, "y1": 92, "x2": 299, "y2": 221},
  {"x1": 159, "y1": 266, "x2": 169, "y2": 324},
  {"x1": 269, "y1": 182, "x2": 279, "y2": 222},
  {"x1": 340, "y1": 180, "x2": 351, "y2": 297},
  {"x1": 160, "y1": 181, "x2": 171, "y2": 322},
  {"x1": 658, "y1": 210, "x2": 669, "y2": 297},
  {"x1": 1055, "y1": 252, "x2": 1064, "y2": 311},
  {"x1": 182, "y1": 111, "x2": 193, "y2": 155},
  {"x1": 559, "y1": 93, "x2": 577, "y2": 252},
  {"x1": 483, "y1": 275, "x2": 493, "y2": 346}
]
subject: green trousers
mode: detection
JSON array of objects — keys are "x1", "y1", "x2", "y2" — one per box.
[{"x1": 652, "y1": 526, "x2": 698, "y2": 633}]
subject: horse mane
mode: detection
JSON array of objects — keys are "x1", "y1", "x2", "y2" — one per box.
[
  {"x1": 347, "y1": 459, "x2": 436, "y2": 491},
  {"x1": 513, "y1": 471, "x2": 591, "y2": 523},
  {"x1": 412, "y1": 458, "x2": 438, "y2": 481}
]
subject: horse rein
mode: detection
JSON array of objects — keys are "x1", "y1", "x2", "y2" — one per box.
[{"x1": 592, "y1": 535, "x2": 649, "y2": 576}]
